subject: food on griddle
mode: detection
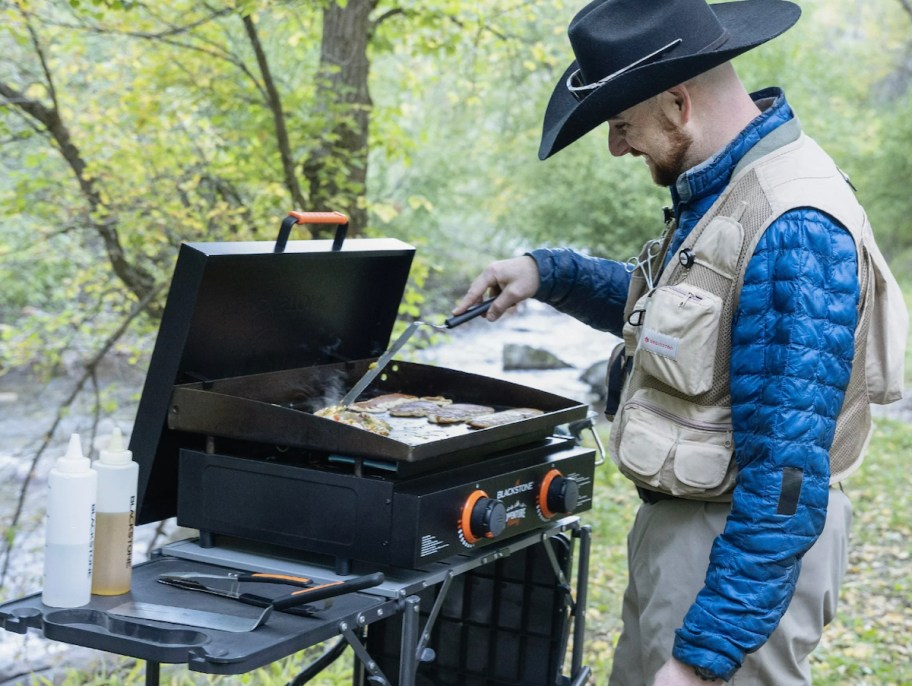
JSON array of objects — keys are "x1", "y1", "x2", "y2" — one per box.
[
  {"x1": 468, "y1": 408, "x2": 544, "y2": 429},
  {"x1": 427, "y1": 403, "x2": 496, "y2": 425},
  {"x1": 314, "y1": 406, "x2": 393, "y2": 436},
  {"x1": 389, "y1": 398, "x2": 454, "y2": 418},
  {"x1": 418, "y1": 395, "x2": 452, "y2": 405},
  {"x1": 350, "y1": 393, "x2": 417, "y2": 413}
]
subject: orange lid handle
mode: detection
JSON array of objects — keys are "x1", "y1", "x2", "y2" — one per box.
[{"x1": 288, "y1": 211, "x2": 349, "y2": 225}]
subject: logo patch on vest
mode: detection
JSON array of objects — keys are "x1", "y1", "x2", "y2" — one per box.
[{"x1": 640, "y1": 329, "x2": 679, "y2": 360}]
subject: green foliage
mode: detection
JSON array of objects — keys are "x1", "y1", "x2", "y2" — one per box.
[{"x1": 2, "y1": 0, "x2": 911, "y2": 378}]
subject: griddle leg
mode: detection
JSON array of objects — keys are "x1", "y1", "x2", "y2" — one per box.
[
  {"x1": 199, "y1": 530, "x2": 216, "y2": 548},
  {"x1": 340, "y1": 621, "x2": 392, "y2": 685},
  {"x1": 398, "y1": 596, "x2": 421, "y2": 686},
  {"x1": 145, "y1": 660, "x2": 160, "y2": 686},
  {"x1": 335, "y1": 557, "x2": 352, "y2": 576},
  {"x1": 571, "y1": 525, "x2": 592, "y2": 679}
]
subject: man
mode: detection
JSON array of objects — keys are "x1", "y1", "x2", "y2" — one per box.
[{"x1": 454, "y1": 0, "x2": 885, "y2": 684}]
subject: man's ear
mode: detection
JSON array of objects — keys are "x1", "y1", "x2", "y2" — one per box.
[{"x1": 659, "y1": 85, "x2": 692, "y2": 126}]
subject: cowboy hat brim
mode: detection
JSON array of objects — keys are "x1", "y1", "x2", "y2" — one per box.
[{"x1": 539, "y1": 0, "x2": 801, "y2": 160}]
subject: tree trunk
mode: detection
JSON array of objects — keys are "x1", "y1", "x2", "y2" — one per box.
[{"x1": 302, "y1": 0, "x2": 377, "y2": 237}]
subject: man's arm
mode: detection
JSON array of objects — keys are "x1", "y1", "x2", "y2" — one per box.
[
  {"x1": 669, "y1": 209, "x2": 859, "y2": 681},
  {"x1": 453, "y1": 248, "x2": 632, "y2": 336},
  {"x1": 528, "y1": 248, "x2": 632, "y2": 335}
]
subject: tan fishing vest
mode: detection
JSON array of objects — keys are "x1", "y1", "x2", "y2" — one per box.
[{"x1": 610, "y1": 122, "x2": 876, "y2": 501}]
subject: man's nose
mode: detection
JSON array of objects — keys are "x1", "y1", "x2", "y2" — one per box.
[{"x1": 608, "y1": 128, "x2": 631, "y2": 157}]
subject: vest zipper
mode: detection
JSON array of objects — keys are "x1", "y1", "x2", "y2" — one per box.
[
  {"x1": 660, "y1": 285, "x2": 705, "y2": 307},
  {"x1": 624, "y1": 399, "x2": 733, "y2": 447}
]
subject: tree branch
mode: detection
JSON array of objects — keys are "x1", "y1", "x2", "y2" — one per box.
[
  {"x1": 0, "y1": 79, "x2": 158, "y2": 306},
  {"x1": 0, "y1": 283, "x2": 166, "y2": 588},
  {"x1": 41, "y1": 10, "x2": 268, "y2": 100},
  {"x1": 242, "y1": 13, "x2": 307, "y2": 209},
  {"x1": 371, "y1": 7, "x2": 407, "y2": 30},
  {"x1": 17, "y1": 5, "x2": 59, "y2": 111},
  {"x1": 899, "y1": 0, "x2": 912, "y2": 21}
]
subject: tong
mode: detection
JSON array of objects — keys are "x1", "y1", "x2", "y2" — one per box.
[{"x1": 158, "y1": 570, "x2": 385, "y2": 613}]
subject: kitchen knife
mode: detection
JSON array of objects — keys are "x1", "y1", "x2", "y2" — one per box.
[{"x1": 157, "y1": 571, "x2": 313, "y2": 605}]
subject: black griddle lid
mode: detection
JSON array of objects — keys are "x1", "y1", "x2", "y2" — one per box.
[{"x1": 131, "y1": 237, "x2": 415, "y2": 524}]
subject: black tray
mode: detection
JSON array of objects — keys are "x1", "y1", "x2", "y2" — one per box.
[{"x1": 0, "y1": 556, "x2": 393, "y2": 675}]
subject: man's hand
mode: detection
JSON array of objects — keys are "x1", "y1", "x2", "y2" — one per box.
[
  {"x1": 452, "y1": 256, "x2": 540, "y2": 322},
  {"x1": 652, "y1": 657, "x2": 723, "y2": 685}
]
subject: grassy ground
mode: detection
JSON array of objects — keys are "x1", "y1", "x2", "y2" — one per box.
[
  {"x1": 580, "y1": 417, "x2": 912, "y2": 686},
  {"x1": 30, "y1": 418, "x2": 910, "y2": 686}
]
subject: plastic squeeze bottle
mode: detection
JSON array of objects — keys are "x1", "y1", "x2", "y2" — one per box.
[
  {"x1": 42, "y1": 433, "x2": 97, "y2": 608},
  {"x1": 91, "y1": 428, "x2": 139, "y2": 595}
]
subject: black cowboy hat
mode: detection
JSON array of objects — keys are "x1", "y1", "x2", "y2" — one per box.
[{"x1": 539, "y1": 0, "x2": 801, "y2": 160}]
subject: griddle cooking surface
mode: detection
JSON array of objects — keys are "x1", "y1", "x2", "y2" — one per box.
[{"x1": 168, "y1": 360, "x2": 588, "y2": 463}]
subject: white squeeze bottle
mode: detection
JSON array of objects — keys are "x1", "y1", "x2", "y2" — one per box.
[
  {"x1": 91, "y1": 428, "x2": 138, "y2": 595},
  {"x1": 42, "y1": 433, "x2": 97, "y2": 608}
]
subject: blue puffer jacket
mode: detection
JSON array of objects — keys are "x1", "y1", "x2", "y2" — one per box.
[{"x1": 529, "y1": 88, "x2": 859, "y2": 680}]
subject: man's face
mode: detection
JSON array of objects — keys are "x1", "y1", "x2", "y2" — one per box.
[{"x1": 607, "y1": 97, "x2": 693, "y2": 186}]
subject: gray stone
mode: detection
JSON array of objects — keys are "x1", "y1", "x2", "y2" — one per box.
[{"x1": 502, "y1": 344, "x2": 572, "y2": 371}]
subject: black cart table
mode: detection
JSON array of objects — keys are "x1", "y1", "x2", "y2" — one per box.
[{"x1": 0, "y1": 518, "x2": 591, "y2": 686}]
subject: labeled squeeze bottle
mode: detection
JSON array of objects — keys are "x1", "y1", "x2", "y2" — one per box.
[
  {"x1": 42, "y1": 434, "x2": 97, "y2": 608},
  {"x1": 91, "y1": 428, "x2": 138, "y2": 595}
]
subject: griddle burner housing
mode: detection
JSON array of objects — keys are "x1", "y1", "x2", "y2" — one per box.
[{"x1": 130, "y1": 236, "x2": 595, "y2": 572}]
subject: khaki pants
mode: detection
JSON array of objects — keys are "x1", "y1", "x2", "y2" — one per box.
[{"x1": 608, "y1": 488, "x2": 851, "y2": 686}]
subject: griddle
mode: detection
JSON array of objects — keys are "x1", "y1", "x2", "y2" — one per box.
[{"x1": 131, "y1": 233, "x2": 587, "y2": 526}]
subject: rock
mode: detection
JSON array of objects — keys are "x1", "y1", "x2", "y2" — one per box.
[
  {"x1": 579, "y1": 359, "x2": 610, "y2": 400},
  {"x1": 502, "y1": 344, "x2": 573, "y2": 371}
]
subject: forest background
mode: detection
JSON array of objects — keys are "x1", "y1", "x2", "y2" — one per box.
[{"x1": 1, "y1": 0, "x2": 911, "y2": 684}]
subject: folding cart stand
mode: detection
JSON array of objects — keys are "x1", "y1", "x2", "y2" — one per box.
[{"x1": 0, "y1": 518, "x2": 591, "y2": 686}]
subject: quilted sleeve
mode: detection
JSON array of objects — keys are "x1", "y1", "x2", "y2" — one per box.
[
  {"x1": 672, "y1": 209, "x2": 860, "y2": 680},
  {"x1": 527, "y1": 248, "x2": 632, "y2": 335}
]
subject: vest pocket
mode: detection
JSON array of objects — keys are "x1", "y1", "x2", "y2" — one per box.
[
  {"x1": 636, "y1": 284, "x2": 722, "y2": 396},
  {"x1": 673, "y1": 440, "x2": 732, "y2": 490},
  {"x1": 614, "y1": 389, "x2": 735, "y2": 497}
]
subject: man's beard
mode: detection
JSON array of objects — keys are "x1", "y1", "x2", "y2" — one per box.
[{"x1": 648, "y1": 115, "x2": 693, "y2": 187}]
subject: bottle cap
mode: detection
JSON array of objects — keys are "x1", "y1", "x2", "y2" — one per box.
[
  {"x1": 56, "y1": 434, "x2": 92, "y2": 474},
  {"x1": 98, "y1": 427, "x2": 133, "y2": 465}
]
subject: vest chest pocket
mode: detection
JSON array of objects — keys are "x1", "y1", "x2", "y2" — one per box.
[
  {"x1": 614, "y1": 390, "x2": 736, "y2": 497},
  {"x1": 636, "y1": 284, "x2": 722, "y2": 396}
]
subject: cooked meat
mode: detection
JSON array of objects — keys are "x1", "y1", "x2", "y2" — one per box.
[
  {"x1": 427, "y1": 403, "x2": 496, "y2": 425},
  {"x1": 418, "y1": 395, "x2": 453, "y2": 405},
  {"x1": 468, "y1": 408, "x2": 544, "y2": 429},
  {"x1": 314, "y1": 406, "x2": 393, "y2": 436},
  {"x1": 389, "y1": 398, "x2": 453, "y2": 418},
  {"x1": 350, "y1": 393, "x2": 417, "y2": 413}
]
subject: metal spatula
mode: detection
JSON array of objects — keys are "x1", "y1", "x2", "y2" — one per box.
[
  {"x1": 339, "y1": 297, "x2": 494, "y2": 406},
  {"x1": 108, "y1": 600, "x2": 272, "y2": 633}
]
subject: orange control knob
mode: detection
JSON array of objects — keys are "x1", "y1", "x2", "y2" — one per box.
[
  {"x1": 538, "y1": 470, "x2": 580, "y2": 519},
  {"x1": 460, "y1": 490, "x2": 507, "y2": 544}
]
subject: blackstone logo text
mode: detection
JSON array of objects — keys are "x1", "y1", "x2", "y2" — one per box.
[{"x1": 497, "y1": 481, "x2": 535, "y2": 499}]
